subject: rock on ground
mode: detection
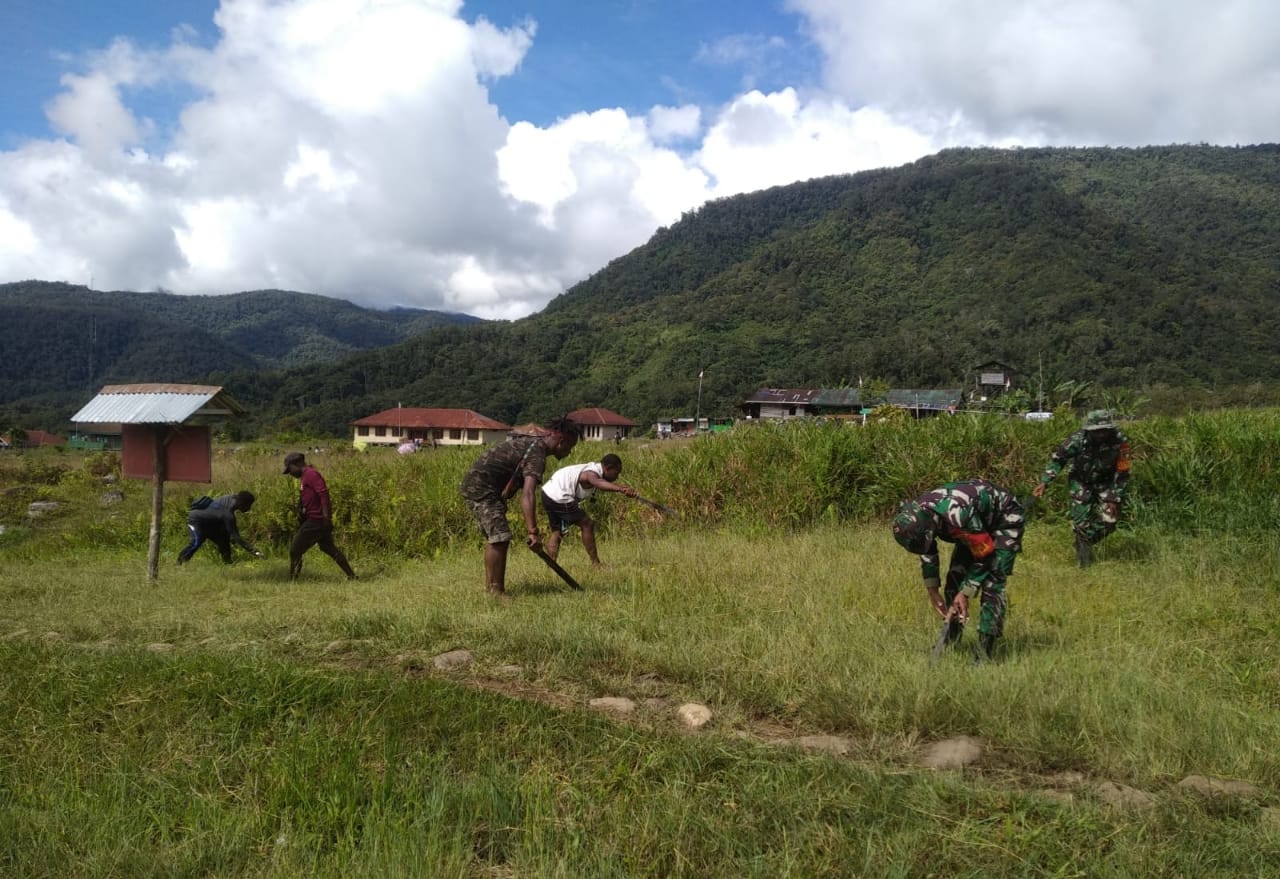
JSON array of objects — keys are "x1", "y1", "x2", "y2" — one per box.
[
  {"x1": 1177, "y1": 775, "x2": 1263, "y2": 800},
  {"x1": 920, "y1": 736, "x2": 983, "y2": 770},
  {"x1": 676, "y1": 703, "x2": 713, "y2": 729},
  {"x1": 432, "y1": 649, "x2": 474, "y2": 670}
]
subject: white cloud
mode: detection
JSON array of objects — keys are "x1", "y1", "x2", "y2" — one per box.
[
  {"x1": 44, "y1": 72, "x2": 143, "y2": 156},
  {"x1": 695, "y1": 33, "x2": 789, "y2": 67},
  {"x1": 696, "y1": 89, "x2": 937, "y2": 195},
  {"x1": 1, "y1": 0, "x2": 1276, "y2": 320},
  {"x1": 787, "y1": 0, "x2": 1280, "y2": 144},
  {"x1": 648, "y1": 104, "x2": 702, "y2": 142}
]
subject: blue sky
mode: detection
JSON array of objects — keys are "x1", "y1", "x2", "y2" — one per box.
[
  {"x1": 2, "y1": 1, "x2": 818, "y2": 141},
  {"x1": 1, "y1": 0, "x2": 1277, "y2": 318}
]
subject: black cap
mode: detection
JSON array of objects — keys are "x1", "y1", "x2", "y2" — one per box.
[{"x1": 282, "y1": 452, "x2": 306, "y2": 473}]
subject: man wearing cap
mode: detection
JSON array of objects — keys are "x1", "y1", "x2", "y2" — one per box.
[
  {"x1": 283, "y1": 452, "x2": 357, "y2": 581},
  {"x1": 178, "y1": 490, "x2": 263, "y2": 565},
  {"x1": 892, "y1": 479, "x2": 1025, "y2": 659},
  {"x1": 459, "y1": 417, "x2": 579, "y2": 598},
  {"x1": 1032, "y1": 409, "x2": 1131, "y2": 567}
]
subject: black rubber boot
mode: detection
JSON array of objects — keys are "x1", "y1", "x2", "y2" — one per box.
[
  {"x1": 1075, "y1": 534, "x2": 1092, "y2": 568},
  {"x1": 976, "y1": 633, "x2": 998, "y2": 662}
]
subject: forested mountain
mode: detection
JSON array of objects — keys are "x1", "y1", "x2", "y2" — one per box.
[
  {"x1": 6, "y1": 144, "x2": 1280, "y2": 437},
  {"x1": 0, "y1": 282, "x2": 479, "y2": 406}
]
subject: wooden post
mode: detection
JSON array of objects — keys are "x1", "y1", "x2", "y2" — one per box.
[{"x1": 147, "y1": 427, "x2": 169, "y2": 582}]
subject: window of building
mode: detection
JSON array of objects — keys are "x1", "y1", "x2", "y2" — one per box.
[
  {"x1": 467, "y1": 429, "x2": 479, "y2": 441},
  {"x1": 450, "y1": 429, "x2": 462, "y2": 440},
  {"x1": 358, "y1": 426, "x2": 369, "y2": 437},
  {"x1": 375, "y1": 426, "x2": 386, "y2": 437}
]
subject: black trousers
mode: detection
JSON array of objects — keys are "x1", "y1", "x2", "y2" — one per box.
[{"x1": 178, "y1": 522, "x2": 232, "y2": 563}]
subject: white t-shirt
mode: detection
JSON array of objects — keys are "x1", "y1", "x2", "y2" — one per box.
[{"x1": 541, "y1": 462, "x2": 604, "y2": 504}]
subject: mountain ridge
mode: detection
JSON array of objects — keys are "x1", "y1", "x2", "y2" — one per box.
[{"x1": 5, "y1": 144, "x2": 1280, "y2": 435}]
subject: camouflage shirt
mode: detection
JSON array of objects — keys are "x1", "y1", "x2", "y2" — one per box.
[
  {"x1": 1041, "y1": 427, "x2": 1131, "y2": 492},
  {"x1": 910, "y1": 480, "x2": 1024, "y2": 583},
  {"x1": 460, "y1": 435, "x2": 551, "y2": 502}
]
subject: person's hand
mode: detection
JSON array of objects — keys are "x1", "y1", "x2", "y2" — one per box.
[
  {"x1": 950, "y1": 592, "x2": 970, "y2": 624},
  {"x1": 1104, "y1": 502, "x2": 1120, "y2": 520},
  {"x1": 623, "y1": 486, "x2": 638, "y2": 498},
  {"x1": 1032, "y1": 482, "x2": 1046, "y2": 498},
  {"x1": 526, "y1": 531, "x2": 542, "y2": 551},
  {"x1": 925, "y1": 584, "x2": 947, "y2": 618}
]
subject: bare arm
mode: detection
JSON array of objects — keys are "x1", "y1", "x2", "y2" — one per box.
[
  {"x1": 520, "y1": 474, "x2": 542, "y2": 549},
  {"x1": 579, "y1": 471, "x2": 637, "y2": 497}
]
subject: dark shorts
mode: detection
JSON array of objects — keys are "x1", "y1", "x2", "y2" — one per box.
[
  {"x1": 541, "y1": 495, "x2": 587, "y2": 533},
  {"x1": 464, "y1": 496, "x2": 513, "y2": 544}
]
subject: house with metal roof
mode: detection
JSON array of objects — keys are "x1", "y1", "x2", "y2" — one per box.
[
  {"x1": 745, "y1": 386, "x2": 964, "y2": 422},
  {"x1": 565, "y1": 407, "x2": 637, "y2": 441},
  {"x1": 741, "y1": 388, "x2": 820, "y2": 420},
  {"x1": 351, "y1": 407, "x2": 510, "y2": 448}
]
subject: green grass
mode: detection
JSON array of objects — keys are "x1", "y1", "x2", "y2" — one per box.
[
  {"x1": 3, "y1": 411, "x2": 1280, "y2": 875},
  {"x1": 2, "y1": 522, "x2": 1279, "y2": 877}
]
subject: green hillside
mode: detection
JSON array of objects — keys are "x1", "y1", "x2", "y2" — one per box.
[
  {"x1": 0, "y1": 282, "x2": 479, "y2": 409},
  {"x1": 234, "y1": 144, "x2": 1280, "y2": 436},
  {"x1": 6, "y1": 144, "x2": 1280, "y2": 436}
]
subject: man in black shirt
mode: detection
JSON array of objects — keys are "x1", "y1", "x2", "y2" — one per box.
[{"x1": 178, "y1": 491, "x2": 263, "y2": 564}]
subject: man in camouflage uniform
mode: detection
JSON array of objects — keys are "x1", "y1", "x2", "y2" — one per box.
[
  {"x1": 892, "y1": 479, "x2": 1026, "y2": 659},
  {"x1": 1032, "y1": 409, "x2": 1131, "y2": 568},
  {"x1": 460, "y1": 418, "x2": 579, "y2": 598}
]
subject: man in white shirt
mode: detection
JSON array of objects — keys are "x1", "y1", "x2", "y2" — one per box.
[{"x1": 540, "y1": 453, "x2": 637, "y2": 566}]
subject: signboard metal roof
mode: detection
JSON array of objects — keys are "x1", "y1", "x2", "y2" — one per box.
[{"x1": 70, "y1": 384, "x2": 246, "y2": 425}]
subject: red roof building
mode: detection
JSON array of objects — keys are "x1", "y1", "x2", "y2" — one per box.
[
  {"x1": 1, "y1": 429, "x2": 67, "y2": 448},
  {"x1": 351, "y1": 407, "x2": 511, "y2": 448},
  {"x1": 565, "y1": 407, "x2": 637, "y2": 442}
]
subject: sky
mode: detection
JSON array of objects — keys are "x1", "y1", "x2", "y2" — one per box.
[{"x1": 1, "y1": 1, "x2": 1278, "y2": 319}]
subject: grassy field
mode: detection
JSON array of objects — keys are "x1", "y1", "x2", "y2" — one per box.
[{"x1": 2, "y1": 416, "x2": 1280, "y2": 876}]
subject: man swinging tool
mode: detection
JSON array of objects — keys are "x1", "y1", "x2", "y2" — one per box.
[
  {"x1": 893, "y1": 479, "x2": 1026, "y2": 661},
  {"x1": 540, "y1": 453, "x2": 638, "y2": 567}
]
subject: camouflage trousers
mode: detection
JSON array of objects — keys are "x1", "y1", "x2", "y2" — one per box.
[
  {"x1": 1069, "y1": 479, "x2": 1122, "y2": 545},
  {"x1": 943, "y1": 544, "x2": 1013, "y2": 638}
]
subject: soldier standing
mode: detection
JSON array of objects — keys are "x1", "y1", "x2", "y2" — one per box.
[
  {"x1": 892, "y1": 479, "x2": 1026, "y2": 660},
  {"x1": 1032, "y1": 409, "x2": 1131, "y2": 567}
]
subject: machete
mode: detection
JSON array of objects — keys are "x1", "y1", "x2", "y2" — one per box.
[
  {"x1": 529, "y1": 544, "x2": 583, "y2": 590},
  {"x1": 633, "y1": 493, "x2": 680, "y2": 518},
  {"x1": 930, "y1": 615, "x2": 953, "y2": 665}
]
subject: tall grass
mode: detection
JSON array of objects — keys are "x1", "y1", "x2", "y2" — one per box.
[{"x1": 7, "y1": 408, "x2": 1280, "y2": 559}]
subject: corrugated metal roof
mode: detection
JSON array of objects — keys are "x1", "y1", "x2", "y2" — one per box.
[
  {"x1": 743, "y1": 388, "x2": 819, "y2": 405},
  {"x1": 70, "y1": 384, "x2": 245, "y2": 425},
  {"x1": 351, "y1": 407, "x2": 510, "y2": 431},
  {"x1": 811, "y1": 388, "x2": 866, "y2": 408},
  {"x1": 886, "y1": 389, "x2": 964, "y2": 410}
]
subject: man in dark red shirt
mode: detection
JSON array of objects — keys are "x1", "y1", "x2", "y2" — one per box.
[{"x1": 283, "y1": 452, "x2": 356, "y2": 581}]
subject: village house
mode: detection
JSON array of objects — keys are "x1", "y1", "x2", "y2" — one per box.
[
  {"x1": 743, "y1": 387, "x2": 964, "y2": 422},
  {"x1": 350, "y1": 407, "x2": 510, "y2": 448},
  {"x1": 565, "y1": 407, "x2": 638, "y2": 441},
  {"x1": 740, "y1": 388, "x2": 819, "y2": 420}
]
